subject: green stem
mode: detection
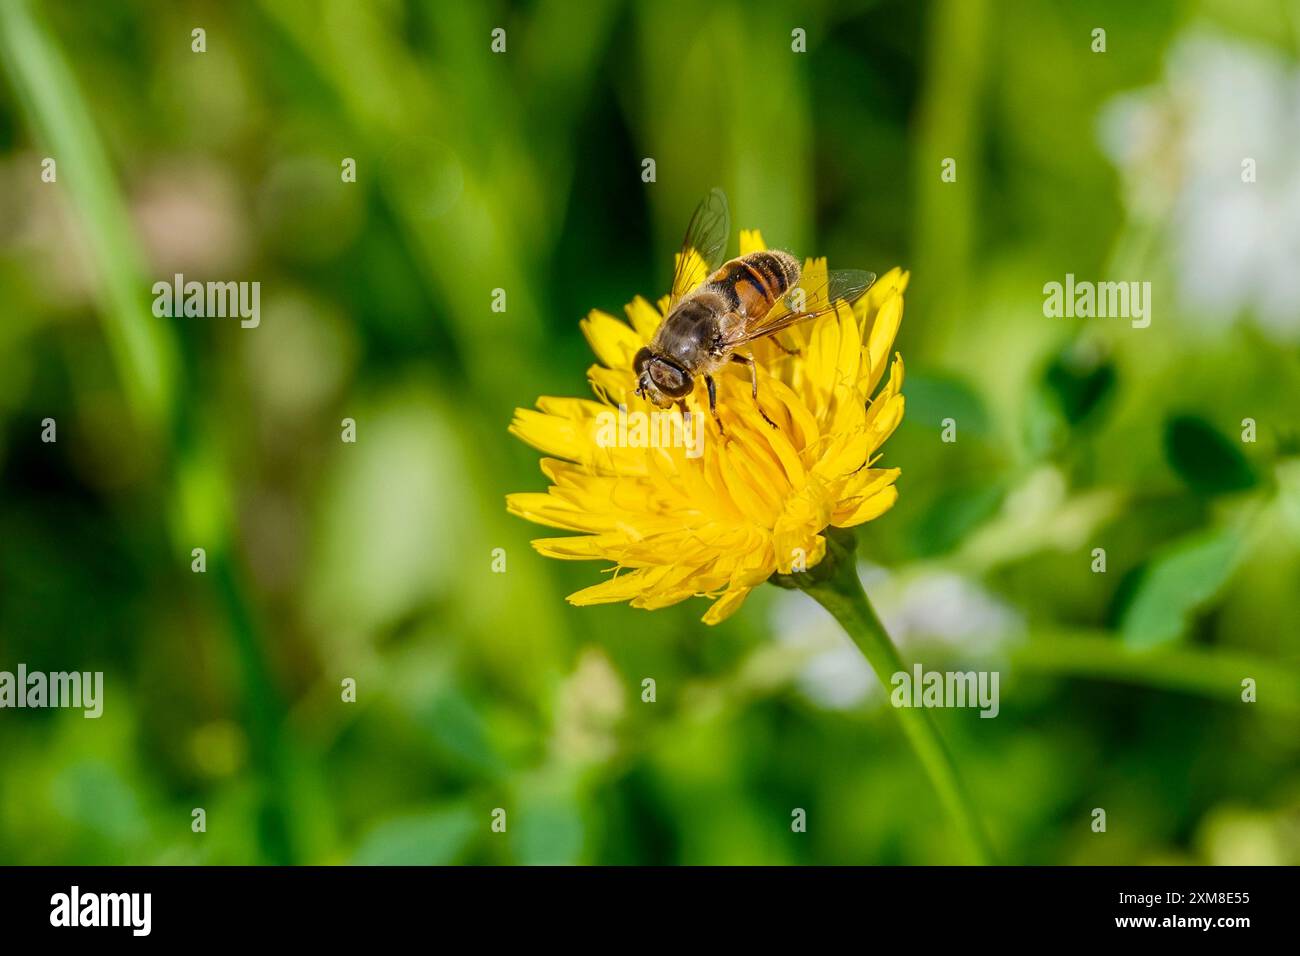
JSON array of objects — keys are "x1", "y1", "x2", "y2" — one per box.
[
  {"x1": 1010, "y1": 631, "x2": 1300, "y2": 715},
  {"x1": 778, "y1": 531, "x2": 995, "y2": 864}
]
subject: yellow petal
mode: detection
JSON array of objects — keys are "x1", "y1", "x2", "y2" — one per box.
[
  {"x1": 864, "y1": 292, "x2": 903, "y2": 394},
  {"x1": 672, "y1": 249, "x2": 711, "y2": 300},
  {"x1": 505, "y1": 493, "x2": 599, "y2": 532},
  {"x1": 536, "y1": 396, "x2": 605, "y2": 420},
  {"x1": 832, "y1": 485, "x2": 899, "y2": 527},
  {"x1": 581, "y1": 309, "x2": 642, "y2": 369},
  {"x1": 624, "y1": 295, "x2": 663, "y2": 341},
  {"x1": 858, "y1": 266, "x2": 909, "y2": 319},
  {"x1": 702, "y1": 585, "x2": 753, "y2": 624},
  {"x1": 568, "y1": 570, "x2": 655, "y2": 605},
  {"x1": 866, "y1": 393, "x2": 904, "y2": 450},
  {"x1": 533, "y1": 533, "x2": 628, "y2": 559},
  {"x1": 587, "y1": 365, "x2": 636, "y2": 407},
  {"x1": 800, "y1": 257, "x2": 830, "y2": 309},
  {"x1": 832, "y1": 467, "x2": 900, "y2": 523},
  {"x1": 774, "y1": 531, "x2": 826, "y2": 574},
  {"x1": 509, "y1": 407, "x2": 588, "y2": 460},
  {"x1": 830, "y1": 301, "x2": 864, "y2": 395}
]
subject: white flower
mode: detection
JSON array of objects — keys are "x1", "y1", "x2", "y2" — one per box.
[{"x1": 1099, "y1": 30, "x2": 1300, "y2": 338}]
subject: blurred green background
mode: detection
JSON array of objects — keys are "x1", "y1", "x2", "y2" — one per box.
[{"x1": 1, "y1": 0, "x2": 1298, "y2": 865}]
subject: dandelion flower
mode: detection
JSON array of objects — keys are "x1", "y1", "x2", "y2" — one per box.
[
  {"x1": 507, "y1": 215, "x2": 991, "y2": 862},
  {"x1": 507, "y1": 228, "x2": 908, "y2": 624}
]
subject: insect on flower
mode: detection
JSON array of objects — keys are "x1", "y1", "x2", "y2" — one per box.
[
  {"x1": 635, "y1": 189, "x2": 876, "y2": 434},
  {"x1": 508, "y1": 188, "x2": 908, "y2": 623}
]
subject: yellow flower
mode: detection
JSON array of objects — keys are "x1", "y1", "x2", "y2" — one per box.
[{"x1": 507, "y1": 229, "x2": 907, "y2": 624}]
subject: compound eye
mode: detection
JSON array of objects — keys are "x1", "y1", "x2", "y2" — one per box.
[
  {"x1": 650, "y1": 360, "x2": 690, "y2": 398},
  {"x1": 632, "y1": 348, "x2": 652, "y2": 375}
]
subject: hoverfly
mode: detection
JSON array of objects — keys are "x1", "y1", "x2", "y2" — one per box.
[{"x1": 634, "y1": 188, "x2": 875, "y2": 433}]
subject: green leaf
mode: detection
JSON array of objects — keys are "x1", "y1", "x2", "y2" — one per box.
[
  {"x1": 421, "y1": 688, "x2": 506, "y2": 777},
  {"x1": 1043, "y1": 350, "x2": 1116, "y2": 427},
  {"x1": 911, "y1": 480, "x2": 1007, "y2": 558},
  {"x1": 513, "y1": 784, "x2": 586, "y2": 866},
  {"x1": 903, "y1": 371, "x2": 992, "y2": 437},
  {"x1": 351, "y1": 805, "x2": 477, "y2": 865},
  {"x1": 1164, "y1": 415, "x2": 1257, "y2": 495},
  {"x1": 0, "y1": 0, "x2": 179, "y2": 432},
  {"x1": 1120, "y1": 527, "x2": 1242, "y2": 649}
]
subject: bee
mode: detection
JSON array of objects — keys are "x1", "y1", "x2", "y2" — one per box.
[{"x1": 634, "y1": 188, "x2": 875, "y2": 433}]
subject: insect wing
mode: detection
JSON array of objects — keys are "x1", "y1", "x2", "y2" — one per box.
[
  {"x1": 669, "y1": 188, "x2": 730, "y2": 305},
  {"x1": 729, "y1": 268, "x2": 876, "y2": 346}
]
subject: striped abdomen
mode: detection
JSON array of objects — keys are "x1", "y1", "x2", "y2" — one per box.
[{"x1": 703, "y1": 250, "x2": 801, "y2": 321}]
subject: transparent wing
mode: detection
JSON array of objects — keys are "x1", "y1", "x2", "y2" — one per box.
[
  {"x1": 725, "y1": 268, "x2": 876, "y2": 346},
  {"x1": 668, "y1": 188, "x2": 730, "y2": 305}
]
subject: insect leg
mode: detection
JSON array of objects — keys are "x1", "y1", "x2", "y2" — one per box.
[
  {"x1": 675, "y1": 399, "x2": 690, "y2": 428},
  {"x1": 704, "y1": 374, "x2": 724, "y2": 435},
  {"x1": 731, "y1": 354, "x2": 779, "y2": 429},
  {"x1": 771, "y1": 334, "x2": 800, "y2": 356}
]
